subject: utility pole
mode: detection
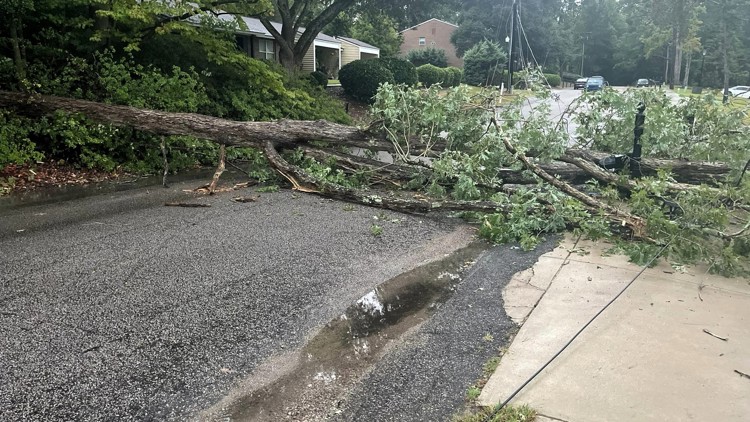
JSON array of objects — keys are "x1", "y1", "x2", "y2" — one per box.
[
  {"x1": 580, "y1": 36, "x2": 586, "y2": 76},
  {"x1": 664, "y1": 44, "x2": 670, "y2": 87},
  {"x1": 721, "y1": 0, "x2": 729, "y2": 104},
  {"x1": 507, "y1": 0, "x2": 516, "y2": 94}
]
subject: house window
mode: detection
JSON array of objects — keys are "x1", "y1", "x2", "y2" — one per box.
[
  {"x1": 419, "y1": 37, "x2": 426, "y2": 46},
  {"x1": 259, "y1": 39, "x2": 275, "y2": 60},
  {"x1": 431, "y1": 27, "x2": 436, "y2": 35}
]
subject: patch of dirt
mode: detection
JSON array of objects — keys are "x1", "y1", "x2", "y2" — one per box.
[
  {"x1": 326, "y1": 87, "x2": 372, "y2": 125},
  {"x1": 0, "y1": 162, "x2": 126, "y2": 194}
]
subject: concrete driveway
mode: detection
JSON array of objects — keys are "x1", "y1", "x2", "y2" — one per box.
[{"x1": 479, "y1": 236, "x2": 750, "y2": 421}]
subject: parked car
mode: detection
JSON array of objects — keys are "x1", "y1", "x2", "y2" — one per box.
[
  {"x1": 574, "y1": 77, "x2": 588, "y2": 90},
  {"x1": 728, "y1": 86, "x2": 750, "y2": 96},
  {"x1": 635, "y1": 78, "x2": 650, "y2": 87},
  {"x1": 737, "y1": 90, "x2": 750, "y2": 99},
  {"x1": 585, "y1": 76, "x2": 606, "y2": 92}
]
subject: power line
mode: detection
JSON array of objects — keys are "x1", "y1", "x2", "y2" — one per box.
[{"x1": 480, "y1": 238, "x2": 674, "y2": 422}]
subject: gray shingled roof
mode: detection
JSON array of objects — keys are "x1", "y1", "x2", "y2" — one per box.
[
  {"x1": 217, "y1": 15, "x2": 338, "y2": 44},
  {"x1": 337, "y1": 36, "x2": 378, "y2": 50}
]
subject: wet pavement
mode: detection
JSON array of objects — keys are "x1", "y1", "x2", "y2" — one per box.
[{"x1": 0, "y1": 177, "x2": 555, "y2": 421}]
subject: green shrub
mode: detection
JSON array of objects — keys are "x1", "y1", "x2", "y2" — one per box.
[
  {"x1": 339, "y1": 59, "x2": 395, "y2": 102},
  {"x1": 308, "y1": 70, "x2": 328, "y2": 88},
  {"x1": 376, "y1": 57, "x2": 418, "y2": 86},
  {"x1": 405, "y1": 48, "x2": 448, "y2": 68},
  {"x1": 417, "y1": 64, "x2": 445, "y2": 88},
  {"x1": 463, "y1": 40, "x2": 507, "y2": 86},
  {"x1": 0, "y1": 111, "x2": 44, "y2": 168},
  {"x1": 447, "y1": 67, "x2": 463, "y2": 87},
  {"x1": 544, "y1": 73, "x2": 561, "y2": 87},
  {"x1": 440, "y1": 67, "x2": 452, "y2": 85}
]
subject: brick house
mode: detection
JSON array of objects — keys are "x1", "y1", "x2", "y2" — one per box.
[{"x1": 399, "y1": 18, "x2": 462, "y2": 68}]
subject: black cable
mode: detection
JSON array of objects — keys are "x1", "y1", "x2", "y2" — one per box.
[
  {"x1": 735, "y1": 157, "x2": 750, "y2": 187},
  {"x1": 481, "y1": 239, "x2": 673, "y2": 422}
]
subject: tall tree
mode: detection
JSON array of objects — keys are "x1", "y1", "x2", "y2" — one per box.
[{"x1": 258, "y1": 0, "x2": 364, "y2": 70}]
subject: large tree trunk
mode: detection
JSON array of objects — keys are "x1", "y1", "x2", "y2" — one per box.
[
  {"x1": 683, "y1": 51, "x2": 691, "y2": 87},
  {"x1": 9, "y1": 18, "x2": 26, "y2": 82},
  {"x1": 0, "y1": 91, "x2": 732, "y2": 188}
]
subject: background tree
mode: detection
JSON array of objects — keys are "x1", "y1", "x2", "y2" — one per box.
[{"x1": 258, "y1": 0, "x2": 362, "y2": 70}]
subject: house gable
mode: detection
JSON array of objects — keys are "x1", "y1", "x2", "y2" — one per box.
[{"x1": 399, "y1": 18, "x2": 463, "y2": 68}]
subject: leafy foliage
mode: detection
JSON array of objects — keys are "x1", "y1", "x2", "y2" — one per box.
[
  {"x1": 463, "y1": 40, "x2": 507, "y2": 87},
  {"x1": 376, "y1": 57, "x2": 418, "y2": 86},
  {"x1": 372, "y1": 83, "x2": 750, "y2": 276},
  {"x1": 405, "y1": 48, "x2": 449, "y2": 68},
  {"x1": 446, "y1": 67, "x2": 463, "y2": 87},
  {"x1": 0, "y1": 1, "x2": 349, "y2": 174},
  {"x1": 0, "y1": 111, "x2": 44, "y2": 167},
  {"x1": 573, "y1": 88, "x2": 750, "y2": 167},
  {"x1": 308, "y1": 70, "x2": 328, "y2": 88},
  {"x1": 348, "y1": 12, "x2": 403, "y2": 57},
  {"x1": 339, "y1": 59, "x2": 395, "y2": 103},
  {"x1": 416, "y1": 64, "x2": 445, "y2": 88},
  {"x1": 543, "y1": 73, "x2": 561, "y2": 87}
]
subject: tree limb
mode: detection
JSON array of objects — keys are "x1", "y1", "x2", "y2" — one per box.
[{"x1": 493, "y1": 120, "x2": 649, "y2": 239}]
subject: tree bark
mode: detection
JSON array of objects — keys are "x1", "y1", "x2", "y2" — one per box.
[
  {"x1": 0, "y1": 91, "x2": 387, "y2": 151},
  {"x1": 0, "y1": 91, "x2": 732, "y2": 188},
  {"x1": 9, "y1": 18, "x2": 26, "y2": 82}
]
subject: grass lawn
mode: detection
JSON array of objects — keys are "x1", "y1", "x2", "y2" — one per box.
[
  {"x1": 451, "y1": 404, "x2": 537, "y2": 422},
  {"x1": 439, "y1": 84, "x2": 529, "y2": 106},
  {"x1": 673, "y1": 87, "x2": 749, "y2": 124}
]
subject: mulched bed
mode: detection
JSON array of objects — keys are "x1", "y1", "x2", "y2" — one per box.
[
  {"x1": 0, "y1": 162, "x2": 125, "y2": 194},
  {"x1": 326, "y1": 86, "x2": 371, "y2": 124}
]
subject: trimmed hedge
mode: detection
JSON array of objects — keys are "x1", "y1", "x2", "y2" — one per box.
[
  {"x1": 447, "y1": 67, "x2": 463, "y2": 87},
  {"x1": 405, "y1": 48, "x2": 449, "y2": 68},
  {"x1": 543, "y1": 73, "x2": 561, "y2": 87},
  {"x1": 308, "y1": 70, "x2": 328, "y2": 88},
  {"x1": 416, "y1": 64, "x2": 444, "y2": 87},
  {"x1": 376, "y1": 57, "x2": 418, "y2": 86},
  {"x1": 339, "y1": 59, "x2": 394, "y2": 102}
]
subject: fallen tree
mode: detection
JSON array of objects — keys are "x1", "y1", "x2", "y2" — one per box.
[
  {"x1": 1, "y1": 86, "x2": 748, "y2": 275},
  {"x1": 0, "y1": 91, "x2": 731, "y2": 185}
]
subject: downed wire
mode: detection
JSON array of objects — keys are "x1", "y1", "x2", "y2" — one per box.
[{"x1": 481, "y1": 238, "x2": 673, "y2": 422}]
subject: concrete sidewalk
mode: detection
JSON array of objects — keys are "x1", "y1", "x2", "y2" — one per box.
[{"x1": 479, "y1": 236, "x2": 750, "y2": 422}]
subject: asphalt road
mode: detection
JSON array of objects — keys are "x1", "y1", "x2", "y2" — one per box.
[
  {"x1": 0, "y1": 179, "x2": 479, "y2": 421},
  {"x1": 332, "y1": 238, "x2": 556, "y2": 422}
]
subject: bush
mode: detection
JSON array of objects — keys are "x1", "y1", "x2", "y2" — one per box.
[
  {"x1": 405, "y1": 48, "x2": 448, "y2": 68},
  {"x1": 339, "y1": 59, "x2": 395, "y2": 102},
  {"x1": 376, "y1": 57, "x2": 418, "y2": 86},
  {"x1": 447, "y1": 67, "x2": 463, "y2": 87},
  {"x1": 441, "y1": 67, "x2": 453, "y2": 86},
  {"x1": 463, "y1": 40, "x2": 507, "y2": 86},
  {"x1": 416, "y1": 64, "x2": 445, "y2": 88},
  {"x1": 544, "y1": 73, "x2": 561, "y2": 87},
  {"x1": 0, "y1": 111, "x2": 44, "y2": 168},
  {"x1": 308, "y1": 70, "x2": 328, "y2": 88}
]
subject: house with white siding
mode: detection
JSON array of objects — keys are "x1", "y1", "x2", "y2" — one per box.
[
  {"x1": 337, "y1": 37, "x2": 380, "y2": 67},
  {"x1": 222, "y1": 16, "x2": 379, "y2": 78}
]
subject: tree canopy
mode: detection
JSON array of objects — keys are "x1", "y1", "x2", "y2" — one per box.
[{"x1": 447, "y1": 0, "x2": 750, "y2": 87}]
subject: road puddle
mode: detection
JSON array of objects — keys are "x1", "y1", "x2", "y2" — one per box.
[{"x1": 222, "y1": 241, "x2": 490, "y2": 421}]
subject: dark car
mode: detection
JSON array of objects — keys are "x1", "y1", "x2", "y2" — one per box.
[
  {"x1": 636, "y1": 78, "x2": 649, "y2": 87},
  {"x1": 574, "y1": 77, "x2": 588, "y2": 90},
  {"x1": 585, "y1": 76, "x2": 606, "y2": 92}
]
